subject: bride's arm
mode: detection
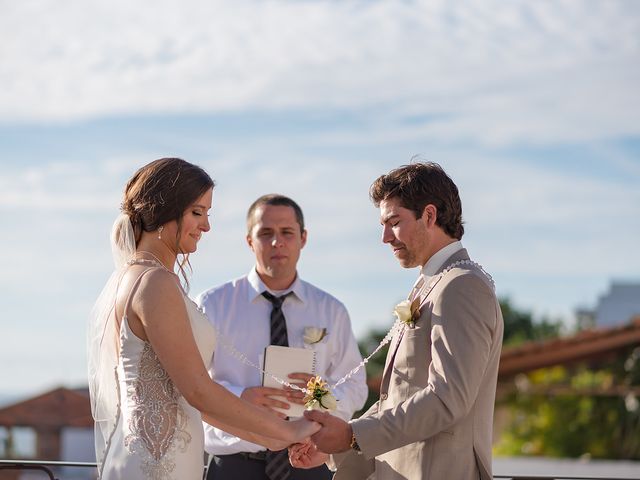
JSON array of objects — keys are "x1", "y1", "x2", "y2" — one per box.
[
  {"x1": 201, "y1": 413, "x2": 296, "y2": 451},
  {"x1": 131, "y1": 270, "x2": 319, "y2": 443}
]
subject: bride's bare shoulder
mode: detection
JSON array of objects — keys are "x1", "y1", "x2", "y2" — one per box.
[
  {"x1": 136, "y1": 267, "x2": 181, "y2": 299},
  {"x1": 116, "y1": 265, "x2": 179, "y2": 306}
]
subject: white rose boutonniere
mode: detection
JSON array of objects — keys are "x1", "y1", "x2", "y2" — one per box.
[
  {"x1": 303, "y1": 326, "x2": 327, "y2": 345},
  {"x1": 394, "y1": 298, "x2": 420, "y2": 328}
]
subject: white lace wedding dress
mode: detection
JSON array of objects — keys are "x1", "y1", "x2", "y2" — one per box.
[{"x1": 100, "y1": 266, "x2": 216, "y2": 480}]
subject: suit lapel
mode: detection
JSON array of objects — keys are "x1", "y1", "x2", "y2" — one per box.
[
  {"x1": 380, "y1": 275, "x2": 424, "y2": 381},
  {"x1": 380, "y1": 248, "x2": 472, "y2": 390}
]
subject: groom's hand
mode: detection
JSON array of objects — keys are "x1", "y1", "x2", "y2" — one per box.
[
  {"x1": 304, "y1": 410, "x2": 352, "y2": 454},
  {"x1": 241, "y1": 386, "x2": 290, "y2": 419}
]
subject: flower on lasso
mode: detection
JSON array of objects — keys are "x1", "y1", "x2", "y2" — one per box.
[
  {"x1": 303, "y1": 326, "x2": 327, "y2": 345},
  {"x1": 303, "y1": 376, "x2": 337, "y2": 411},
  {"x1": 393, "y1": 298, "x2": 421, "y2": 328}
]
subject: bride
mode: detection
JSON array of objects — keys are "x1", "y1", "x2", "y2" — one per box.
[{"x1": 88, "y1": 158, "x2": 319, "y2": 479}]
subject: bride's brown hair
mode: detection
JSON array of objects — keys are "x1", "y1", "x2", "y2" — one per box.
[{"x1": 121, "y1": 157, "x2": 214, "y2": 288}]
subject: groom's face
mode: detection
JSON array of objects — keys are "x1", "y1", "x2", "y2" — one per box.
[{"x1": 379, "y1": 196, "x2": 429, "y2": 268}]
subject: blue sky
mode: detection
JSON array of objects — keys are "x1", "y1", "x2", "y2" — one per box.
[{"x1": 1, "y1": 0, "x2": 639, "y2": 398}]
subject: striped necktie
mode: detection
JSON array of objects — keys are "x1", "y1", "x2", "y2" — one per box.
[
  {"x1": 261, "y1": 291, "x2": 293, "y2": 480},
  {"x1": 262, "y1": 291, "x2": 292, "y2": 347}
]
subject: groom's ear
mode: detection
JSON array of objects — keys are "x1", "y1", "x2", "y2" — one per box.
[
  {"x1": 246, "y1": 233, "x2": 255, "y2": 251},
  {"x1": 300, "y1": 229, "x2": 308, "y2": 249},
  {"x1": 422, "y1": 204, "x2": 437, "y2": 227}
]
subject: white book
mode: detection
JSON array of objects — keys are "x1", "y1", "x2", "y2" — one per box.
[{"x1": 262, "y1": 345, "x2": 317, "y2": 419}]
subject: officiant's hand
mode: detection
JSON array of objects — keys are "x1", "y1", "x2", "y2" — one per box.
[
  {"x1": 285, "y1": 372, "x2": 314, "y2": 405},
  {"x1": 288, "y1": 441, "x2": 329, "y2": 469},
  {"x1": 241, "y1": 386, "x2": 291, "y2": 419},
  {"x1": 304, "y1": 410, "x2": 352, "y2": 453}
]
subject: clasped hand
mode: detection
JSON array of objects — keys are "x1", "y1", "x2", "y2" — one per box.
[
  {"x1": 288, "y1": 409, "x2": 353, "y2": 469},
  {"x1": 288, "y1": 440, "x2": 329, "y2": 469},
  {"x1": 240, "y1": 373, "x2": 352, "y2": 465}
]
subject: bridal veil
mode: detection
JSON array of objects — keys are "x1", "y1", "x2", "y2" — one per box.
[{"x1": 87, "y1": 214, "x2": 136, "y2": 468}]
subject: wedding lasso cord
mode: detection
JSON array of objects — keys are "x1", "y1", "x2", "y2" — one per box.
[
  {"x1": 206, "y1": 259, "x2": 494, "y2": 394},
  {"x1": 125, "y1": 253, "x2": 494, "y2": 410}
]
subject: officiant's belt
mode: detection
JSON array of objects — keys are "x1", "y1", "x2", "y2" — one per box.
[{"x1": 223, "y1": 451, "x2": 268, "y2": 461}]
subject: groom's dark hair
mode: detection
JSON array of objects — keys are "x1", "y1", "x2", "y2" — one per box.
[
  {"x1": 246, "y1": 194, "x2": 305, "y2": 234},
  {"x1": 370, "y1": 160, "x2": 464, "y2": 240}
]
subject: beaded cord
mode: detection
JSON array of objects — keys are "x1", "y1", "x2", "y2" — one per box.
[
  {"x1": 203, "y1": 259, "x2": 494, "y2": 392},
  {"x1": 123, "y1": 254, "x2": 494, "y2": 393}
]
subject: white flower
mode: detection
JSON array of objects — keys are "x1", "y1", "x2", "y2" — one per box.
[
  {"x1": 303, "y1": 326, "x2": 327, "y2": 345},
  {"x1": 304, "y1": 376, "x2": 338, "y2": 411},
  {"x1": 316, "y1": 391, "x2": 338, "y2": 411},
  {"x1": 393, "y1": 300, "x2": 413, "y2": 325},
  {"x1": 305, "y1": 391, "x2": 338, "y2": 411}
]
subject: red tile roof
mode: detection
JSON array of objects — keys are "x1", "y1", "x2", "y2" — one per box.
[
  {"x1": 499, "y1": 317, "x2": 640, "y2": 378},
  {"x1": 0, "y1": 387, "x2": 92, "y2": 429}
]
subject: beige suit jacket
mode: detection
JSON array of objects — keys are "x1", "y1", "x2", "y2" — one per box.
[{"x1": 334, "y1": 249, "x2": 503, "y2": 480}]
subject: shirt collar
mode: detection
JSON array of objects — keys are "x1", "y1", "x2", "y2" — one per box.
[
  {"x1": 420, "y1": 241, "x2": 463, "y2": 278},
  {"x1": 247, "y1": 267, "x2": 306, "y2": 304}
]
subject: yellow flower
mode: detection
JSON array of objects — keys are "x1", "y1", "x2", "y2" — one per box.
[{"x1": 303, "y1": 375, "x2": 337, "y2": 411}]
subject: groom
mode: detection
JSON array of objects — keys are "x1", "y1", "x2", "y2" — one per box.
[{"x1": 293, "y1": 162, "x2": 503, "y2": 479}]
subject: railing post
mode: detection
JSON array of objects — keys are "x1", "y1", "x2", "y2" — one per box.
[{"x1": 0, "y1": 463, "x2": 57, "y2": 480}]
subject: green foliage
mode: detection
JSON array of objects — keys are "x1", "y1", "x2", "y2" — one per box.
[
  {"x1": 500, "y1": 297, "x2": 562, "y2": 347},
  {"x1": 495, "y1": 348, "x2": 640, "y2": 459},
  {"x1": 497, "y1": 300, "x2": 640, "y2": 459}
]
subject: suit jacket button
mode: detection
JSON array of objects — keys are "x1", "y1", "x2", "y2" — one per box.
[{"x1": 380, "y1": 393, "x2": 388, "y2": 400}]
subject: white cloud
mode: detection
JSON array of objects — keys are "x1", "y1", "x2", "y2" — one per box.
[
  {"x1": 1, "y1": 0, "x2": 638, "y2": 146},
  {"x1": 0, "y1": 161, "x2": 123, "y2": 210},
  {"x1": 1, "y1": 0, "x2": 639, "y2": 394}
]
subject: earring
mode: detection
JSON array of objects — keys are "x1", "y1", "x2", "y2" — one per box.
[{"x1": 157, "y1": 226, "x2": 164, "y2": 240}]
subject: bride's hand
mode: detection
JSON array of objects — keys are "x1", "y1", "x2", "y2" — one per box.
[
  {"x1": 288, "y1": 441, "x2": 329, "y2": 469},
  {"x1": 288, "y1": 417, "x2": 321, "y2": 444},
  {"x1": 245, "y1": 417, "x2": 320, "y2": 451},
  {"x1": 263, "y1": 436, "x2": 292, "y2": 452}
]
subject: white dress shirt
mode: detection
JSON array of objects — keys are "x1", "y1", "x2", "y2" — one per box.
[
  {"x1": 420, "y1": 241, "x2": 464, "y2": 280},
  {"x1": 196, "y1": 268, "x2": 368, "y2": 455}
]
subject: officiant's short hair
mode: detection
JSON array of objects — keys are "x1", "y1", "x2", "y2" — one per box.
[
  {"x1": 370, "y1": 161, "x2": 464, "y2": 240},
  {"x1": 246, "y1": 194, "x2": 305, "y2": 234}
]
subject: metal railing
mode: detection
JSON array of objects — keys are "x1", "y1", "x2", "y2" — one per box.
[
  {"x1": 0, "y1": 460, "x2": 96, "y2": 480},
  {"x1": 0, "y1": 460, "x2": 638, "y2": 480},
  {"x1": 494, "y1": 477, "x2": 640, "y2": 480}
]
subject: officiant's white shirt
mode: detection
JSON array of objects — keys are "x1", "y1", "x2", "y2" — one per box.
[{"x1": 196, "y1": 267, "x2": 368, "y2": 455}]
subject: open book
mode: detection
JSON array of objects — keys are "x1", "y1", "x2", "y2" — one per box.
[{"x1": 262, "y1": 345, "x2": 317, "y2": 419}]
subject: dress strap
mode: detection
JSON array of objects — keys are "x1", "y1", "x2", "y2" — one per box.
[{"x1": 119, "y1": 264, "x2": 167, "y2": 329}]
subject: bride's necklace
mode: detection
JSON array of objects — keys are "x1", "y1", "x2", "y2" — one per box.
[
  {"x1": 209, "y1": 259, "x2": 494, "y2": 395},
  {"x1": 128, "y1": 250, "x2": 173, "y2": 272}
]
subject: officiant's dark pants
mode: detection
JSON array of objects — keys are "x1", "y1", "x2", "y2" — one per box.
[{"x1": 207, "y1": 451, "x2": 332, "y2": 480}]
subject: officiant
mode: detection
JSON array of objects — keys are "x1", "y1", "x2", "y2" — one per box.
[{"x1": 196, "y1": 193, "x2": 368, "y2": 480}]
